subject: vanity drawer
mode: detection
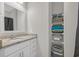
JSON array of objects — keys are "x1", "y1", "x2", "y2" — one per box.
[{"x1": 4, "y1": 43, "x2": 18, "y2": 56}]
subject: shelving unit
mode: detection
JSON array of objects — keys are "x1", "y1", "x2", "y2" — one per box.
[{"x1": 50, "y1": 13, "x2": 64, "y2": 57}]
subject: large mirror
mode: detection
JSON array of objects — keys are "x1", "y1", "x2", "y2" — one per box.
[
  {"x1": 4, "y1": 3, "x2": 17, "y2": 31},
  {"x1": 4, "y1": 2, "x2": 25, "y2": 32}
]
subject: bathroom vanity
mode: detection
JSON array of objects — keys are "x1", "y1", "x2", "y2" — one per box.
[
  {"x1": 0, "y1": 33, "x2": 38, "y2": 57},
  {"x1": 0, "y1": 2, "x2": 38, "y2": 57}
]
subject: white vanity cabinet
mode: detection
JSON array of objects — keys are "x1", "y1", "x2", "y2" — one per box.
[
  {"x1": 8, "y1": 50, "x2": 22, "y2": 57},
  {"x1": 8, "y1": 46, "x2": 30, "y2": 57},
  {"x1": 0, "y1": 37, "x2": 37, "y2": 57},
  {"x1": 21, "y1": 47, "x2": 30, "y2": 57}
]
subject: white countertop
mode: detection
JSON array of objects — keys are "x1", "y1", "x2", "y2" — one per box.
[{"x1": 0, "y1": 34, "x2": 37, "y2": 48}]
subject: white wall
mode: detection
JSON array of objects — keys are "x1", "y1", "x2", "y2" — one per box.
[
  {"x1": 17, "y1": 11, "x2": 26, "y2": 32},
  {"x1": 27, "y1": 2, "x2": 49, "y2": 57},
  {"x1": 0, "y1": 2, "x2": 4, "y2": 32},
  {"x1": 64, "y1": 2, "x2": 78, "y2": 57}
]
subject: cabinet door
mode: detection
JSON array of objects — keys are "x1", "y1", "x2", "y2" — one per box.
[
  {"x1": 8, "y1": 51, "x2": 22, "y2": 57},
  {"x1": 30, "y1": 38, "x2": 37, "y2": 57},
  {"x1": 22, "y1": 46, "x2": 30, "y2": 57},
  {"x1": 8, "y1": 46, "x2": 30, "y2": 57}
]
